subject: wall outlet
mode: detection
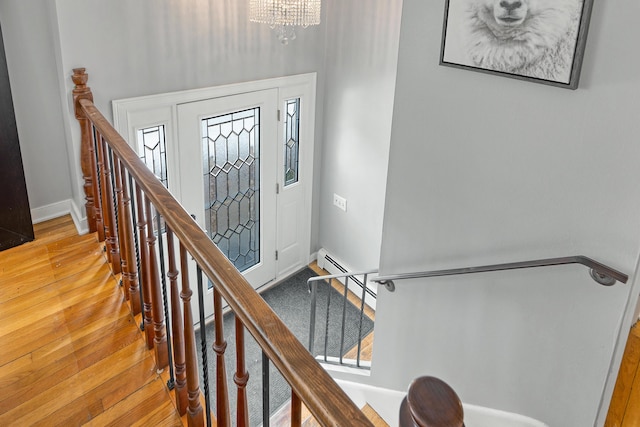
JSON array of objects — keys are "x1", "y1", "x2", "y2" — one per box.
[{"x1": 333, "y1": 193, "x2": 347, "y2": 211}]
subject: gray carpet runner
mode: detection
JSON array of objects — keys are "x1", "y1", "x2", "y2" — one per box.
[{"x1": 196, "y1": 267, "x2": 374, "y2": 426}]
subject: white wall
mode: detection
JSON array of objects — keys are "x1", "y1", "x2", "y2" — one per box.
[
  {"x1": 50, "y1": 0, "x2": 328, "y2": 236},
  {"x1": 372, "y1": 1, "x2": 640, "y2": 426},
  {"x1": 317, "y1": 0, "x2": 403, "y2": 271},
  {"x1": 1, "y1": 0, "x2": 401, "y2": 267},
  {"x1": 0, "y1": 1, "x2": 72, "y2": 218}
]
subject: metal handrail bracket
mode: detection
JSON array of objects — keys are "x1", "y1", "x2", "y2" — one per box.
[{"x1": 372, "y1": 256, "x2": 628, "y2": 292}]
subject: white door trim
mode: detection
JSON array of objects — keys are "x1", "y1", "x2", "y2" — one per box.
[
  {"x1": 112, "y1": 74, "x2": 316, "y2": 317},
  {"x1": 177, "y1": 89, "x2": 279, "y2": 290}
]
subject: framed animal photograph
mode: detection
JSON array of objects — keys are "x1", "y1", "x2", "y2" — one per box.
[{"x1": 439, "y1": 0, "x2": 594, "y2": 89}]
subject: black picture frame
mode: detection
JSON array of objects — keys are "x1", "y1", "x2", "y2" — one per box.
[{"x1": 439, "y1": 0, "x2": 594, "y2": 89}]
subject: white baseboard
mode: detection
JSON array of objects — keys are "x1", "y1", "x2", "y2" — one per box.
[
  {"x1": 31, "y1": 198, "x2": 89, "y2": 235},
  {"x1": 31, "y1": 199, "x2": 71, "y2": 224},
  {"x1": 69, "y1": 199, "x2": 89, "y2": 235}
]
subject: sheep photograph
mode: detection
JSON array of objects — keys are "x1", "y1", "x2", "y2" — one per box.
[{"x1": 440, "y1": 0, "x2": 591, "y2": 88}]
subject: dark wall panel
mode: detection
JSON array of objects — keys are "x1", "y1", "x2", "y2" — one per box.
[{"x1": 0, "y1": 21, "x2": 34, "y2": 251}]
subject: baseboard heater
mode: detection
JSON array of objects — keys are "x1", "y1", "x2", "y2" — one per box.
[{"x1": 317, "y1": 249, "x2": 377, "y2": 299}]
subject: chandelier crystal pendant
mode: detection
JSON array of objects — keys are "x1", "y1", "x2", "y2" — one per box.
[{"x1": 249, "y1": 0, "x2": 321, "y2": 44}]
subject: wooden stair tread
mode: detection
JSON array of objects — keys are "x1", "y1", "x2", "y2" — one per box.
[
  {"x1": 606, "y1": 321, "x2": 640, "y2": 426},
  {"x1": 361, "y1": 403, "x2": 389, "y2": 427}
]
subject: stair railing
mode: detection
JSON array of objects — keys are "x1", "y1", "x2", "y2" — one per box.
[
  {"x1": 372, "y1": 256, "x2": 628, "y2": 292},
  {"x1": 73, "y1": 68, "x2": 374, "y2": 427},
  {"x1": 307, "y1": 270, "x2": 377, "y2": 370}
]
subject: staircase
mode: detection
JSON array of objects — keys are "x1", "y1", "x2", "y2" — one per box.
[{"x1": 5, "y1": 216, "x2": 639, "y2": 426}]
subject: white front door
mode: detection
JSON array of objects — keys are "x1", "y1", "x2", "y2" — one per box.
[
  {"x1": 177, "y1": 89, "x2": 279, "y2": 291},
  {"x1": 113, "y1": 74, "x2": 316, "y2": 321}
]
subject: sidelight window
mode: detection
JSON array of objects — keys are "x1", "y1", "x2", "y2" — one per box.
[
  {"x1": 283, "y1": 98, "x2": 300, "y2": 186},
  {"x1": 136, "y1": 125, "x2": 168, "y2": 188}
]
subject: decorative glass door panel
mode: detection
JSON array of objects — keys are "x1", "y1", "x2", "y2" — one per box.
[
  {"x1": 202, "y1": 108, "x2": 260, "y2": 273},
  {"x1": 137, "y1": 125, "x2": 168, "y2": 187},
  {"x1": 177, "y1": 89, "x2": 278, "y2": 293},
  {"x1": 113, "y1": 75, "x2": 316, "y2": 320},
  {"x1": 284, "y1": 98, "x2": 300, "y2": 186}
]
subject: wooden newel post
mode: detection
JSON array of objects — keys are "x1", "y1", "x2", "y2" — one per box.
[
  {"x1": 399, "y1": 376, "x2": 464, "y2": 427},
  {"x1": 72, "y1": 68, "x2": 97, "y2": 234}
]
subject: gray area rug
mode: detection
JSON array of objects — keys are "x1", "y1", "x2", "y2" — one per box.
[{"x1": 196, "y1": 267, "x2": 374, "y2": 426}]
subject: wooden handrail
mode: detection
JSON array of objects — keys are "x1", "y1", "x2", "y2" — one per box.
[{"x1": 74, "y1": 69, "x2": 372, "y2": 426}]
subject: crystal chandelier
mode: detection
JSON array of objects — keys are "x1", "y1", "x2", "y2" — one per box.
[{"x1": 249, "y1": 0, "x2": 321, "y2": 44}]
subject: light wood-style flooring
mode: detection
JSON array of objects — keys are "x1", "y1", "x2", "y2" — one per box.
[
  {"x1": 0, "y1": 216, "x2": 182, "y2": 426},
  {"x1": 606, "y1": 321, "x2": 640, "y2": 427}
]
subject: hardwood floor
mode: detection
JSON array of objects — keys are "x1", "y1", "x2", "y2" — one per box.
[
  {"x1": 0, "y1": 216, "x2": 182, "y2": 426},
  {"x1": 606, "y1": 321, "x2": 640, "y2": 427}
]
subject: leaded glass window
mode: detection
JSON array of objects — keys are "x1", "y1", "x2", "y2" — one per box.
[
  {"x1": 284, "y1": 98, "x2": 300, "y2": 186},
  {"x1": 136, "y1": 125, "x2": 168, "y2": 234},
  {"x1": 202, "y1": 108, "x2": 260, "y2": 273},
  {"x1": 136, "y1": 125, "x2": 168, "y2": 188}
]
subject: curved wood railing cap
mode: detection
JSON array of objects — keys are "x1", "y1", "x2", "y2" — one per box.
[{"x1": 402, "y1": 376, "x2": 464, "y2": 427}]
